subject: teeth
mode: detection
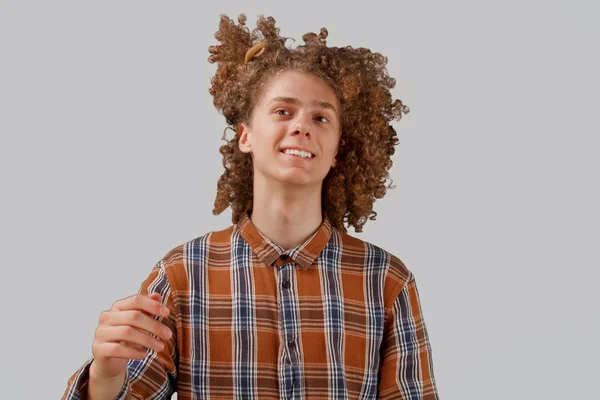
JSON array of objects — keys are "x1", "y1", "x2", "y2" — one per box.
[{"x1": 284, "y1": 149, "x2": 313, "y2": 158}]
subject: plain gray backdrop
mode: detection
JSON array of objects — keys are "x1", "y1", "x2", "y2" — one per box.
[{"x1": 1, "y1": 1, "x2": 598, "y2": 398}]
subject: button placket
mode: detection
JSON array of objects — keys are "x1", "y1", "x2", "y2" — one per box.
[
  {"x1": 274, "y1": 252, "x2": 304, "y2": 398},
  {"x1": 276, "y1": 255, "x2": 300, "y2": 365}
]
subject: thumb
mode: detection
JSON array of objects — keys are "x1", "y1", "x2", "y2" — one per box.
[{"x1": 148, "y1": 292, "x2": 162, "y2": 301}]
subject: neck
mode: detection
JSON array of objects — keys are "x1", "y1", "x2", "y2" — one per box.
[{"x1": 250, "y1": 174, "x2": 324, "y2": 251}]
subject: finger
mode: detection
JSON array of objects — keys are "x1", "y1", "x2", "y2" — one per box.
[
  {"x1": 114, "y1": 294, "x2": 170, "y2": 319},
  {"x1": 103, "y1": 309, "x2": 172, "y2": 340},
  {"x1": 121, "y1": 338, "x2": 144, "y2": 350},
  {"x1": 95, "y1": 341, "x2": 149, "y2": 360},
  {"x1": 99, "y1": 325, "x2": 165, "y2": 353}
]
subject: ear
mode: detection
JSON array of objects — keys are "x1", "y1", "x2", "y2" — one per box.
[
  {"x1": 238, "y1": 122, "x2": 252, "y2": 154},
  {"x1": 331, "y1": 149, "x2": 338, "y2": 168}
]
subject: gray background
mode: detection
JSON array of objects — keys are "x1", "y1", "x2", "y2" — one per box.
[{"x1": 1, "y1": 1, "x2": 598, "y2": 398}]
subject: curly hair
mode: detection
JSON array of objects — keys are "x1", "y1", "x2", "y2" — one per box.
[{"x1": 208, "y1": 14, "x2": 410, "y2": 233}]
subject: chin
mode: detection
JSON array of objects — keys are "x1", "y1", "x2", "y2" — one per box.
[{"x1": 274, "y1": 171, "x2": 317, "y2": 185}]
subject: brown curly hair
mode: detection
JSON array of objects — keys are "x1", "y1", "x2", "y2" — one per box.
[{"x1": 208, "y1": 14, "x2": 410, "y2": 233}]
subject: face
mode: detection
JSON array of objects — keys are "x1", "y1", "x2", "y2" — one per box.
[{"x1": 238, "y1": 69, "x2": 341, "y2": 189}]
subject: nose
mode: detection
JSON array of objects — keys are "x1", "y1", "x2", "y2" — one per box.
[{"x1": 291, "y1": 113, "x2": 311, "y2": 136}]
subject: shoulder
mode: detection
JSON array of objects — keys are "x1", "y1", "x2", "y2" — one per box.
[
  {"x1": 336, "y1": 228, "x2": 413, "y2": 301},
  {"x1": 155, "y1": 225, "x2": 236, "y2": 288},
  {"x1": 336, "y1": 229, "x2": 412, "y2": 280}
]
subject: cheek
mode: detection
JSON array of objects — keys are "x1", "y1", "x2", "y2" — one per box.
[
  {"x1": 251, "y1": 131, "x2": 280, "y2": 156},
  {"x1": 324, "y1": 136, "x2": 340, "y2": 156}
]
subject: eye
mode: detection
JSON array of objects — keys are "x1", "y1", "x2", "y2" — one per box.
[
  {"x1": 275, "y1": 109, "x2": 290, "y2": 116},
  {"x1": 315, "y1": 116, "x2": 329, "y2": 123}
]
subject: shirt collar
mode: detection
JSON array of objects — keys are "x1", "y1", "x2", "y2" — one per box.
[{"x1": 236, "y1": 209, "x2": 333, "y2": 270}]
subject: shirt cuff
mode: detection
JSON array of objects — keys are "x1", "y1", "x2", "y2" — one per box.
[{"x1": 64, "y1": 357, "x2": 131, "y2": 400}]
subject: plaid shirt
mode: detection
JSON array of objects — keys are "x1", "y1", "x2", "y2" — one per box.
[{"x1": 62, "y1": 210, "x2": 439, "y2": 399}]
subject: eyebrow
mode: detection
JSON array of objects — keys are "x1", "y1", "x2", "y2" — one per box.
[{"x1": 267, "y1": 96, "x2": 337, "y2": 115}]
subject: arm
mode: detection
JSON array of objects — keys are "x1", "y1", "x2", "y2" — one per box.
[
  {"x1": 378, "y1": 273, "x2": 440, "y2": 399},
  {"x1": 61, "y1": 265, "x2": 179, "y2": 400}
]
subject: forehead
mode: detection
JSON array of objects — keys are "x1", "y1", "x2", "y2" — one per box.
[{"x1": 259, "y1": 70, "x2": 338, "y2": 109}]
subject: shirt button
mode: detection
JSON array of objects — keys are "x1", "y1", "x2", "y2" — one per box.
[
  {"x1": 282, "y1": 280, "x2": 291, "y2": 289},
  {"x1": 276, "y1": 254, "x2": 291, "y2": 267},
  {"x1": 287, "y1": 340, "x2": 296, "y2": 349}
]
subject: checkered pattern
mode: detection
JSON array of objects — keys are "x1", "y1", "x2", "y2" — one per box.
[{"x1": 62, "y1": 210, "x2": 439, "y2": 399}]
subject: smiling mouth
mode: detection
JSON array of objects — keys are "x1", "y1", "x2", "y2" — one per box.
[{"x1": 280, "y1": 150, "x2": 314, "y2": 160}]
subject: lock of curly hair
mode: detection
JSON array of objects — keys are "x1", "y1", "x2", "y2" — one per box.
[{"x1": 208, "y1": 13, "x2": 410, "y2": 233}]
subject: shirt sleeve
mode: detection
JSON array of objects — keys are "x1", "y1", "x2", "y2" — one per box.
[
  {"x1": 377, "y1": 272, "x2": 440, "y2": 399},
  {"x1": 61, "y1": 265, "x2": 178, "y2": 400}
]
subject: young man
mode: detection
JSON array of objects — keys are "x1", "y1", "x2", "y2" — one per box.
[{"x1": 63, "y1": 14, "x2": 439, "y2": 399}]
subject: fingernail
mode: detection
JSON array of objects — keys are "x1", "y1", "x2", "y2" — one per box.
[
  {"x1": 163, "y1": 328, "x2": 172, "y2": 339},
  {"x1": 161, "y1": 306, "x2": 170, "y2": 316}
]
